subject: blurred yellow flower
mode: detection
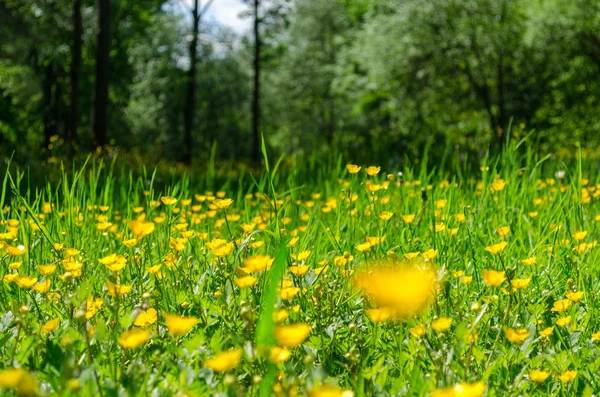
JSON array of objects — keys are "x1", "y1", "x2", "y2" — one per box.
[
  {"x1": 431, "y1": 317, "x2": 453, "y2": 332},
  {"x1": 558, "y1": 370, "x2": 577, "y2": 383},
  {"x1": 346, "y1": 164, "x2": 361, "y2": 174},
  {"x1": 430, "y1": 382, "x2": 486, "y2": 397},
  {"x1": 41, "y1": 318, "x2": 60, "y2": 333},
  {"x1": 118, "y1": 329, "x2": 150, "y2": 349},
  {"x1": 484, "y1": 241, "x2": 508, "y2": 254},
  {"x1": 203, "y1": 349, "x2": 242, "y2": 372},
  {"x1": 134, "y1": 308, "x2": 158, "y2": 327},
  {"x1": 529, "y1": 370, "x2": 550, "y2": 383},
  {"x1": 550, "y1": 299, "x2": 572, "y2": 312},
  {"x1": 504, "y1": 328, "x2": 530, "y2": 344},
  {"x1": 309, "y1": 384, "x2": 354, "y2": 397},
  {"x1": 274, "y1": 323, "x2": 311, "y2": 347},
  {"x1": 354, "y1": 262, "x2": 437, "y2": 319},
  {"x1": 482, "y1": 270, "x2": 506, "y2": 287},
  {"x1": 365, "y1": 166, "x2": 380, "y2": 176},
  {"x1": 160, "y1": 196, "x2": 177, "y2": 206},
  {"x1": 164, "y1": 314, "x2": 198, "y2": 335},
  {"x1": 410, "y1": 324, "x2": 427, "y2": 338},
  {"x1": 565, "y1": 291, "x2": 584, "y2": 302}
]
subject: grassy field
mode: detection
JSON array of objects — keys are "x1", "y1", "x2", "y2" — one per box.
[{"x1": 1, "y1": 141, "x2": 599, "y2": 396}]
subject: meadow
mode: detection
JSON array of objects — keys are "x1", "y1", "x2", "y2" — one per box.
[{"x1": 1, "y1": 141, "x2": 599, "y2": 396}]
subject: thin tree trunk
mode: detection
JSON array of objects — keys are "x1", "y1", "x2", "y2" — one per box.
[
  {"x1": 43, "y1": 64, "x2": 55, "y2": 148},
  {"x1": 183, "y1": 0, "x2": 200, "y2": 164},
  {"x1": 251, "y1": 0, "x2": 261, "y2": 162},
  {"x1": 91, "y1": 0, "x2": 110, "y2": 150},
  {"x1": 69, "y1": 0, "x2": 82, "y2": 153}
]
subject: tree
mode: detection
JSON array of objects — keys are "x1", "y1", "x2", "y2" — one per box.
[
  {"x1": 91, "y1": 0, "x2": 111, "y2": 149},
  {"x1": 182, "y1": 0, "x2": 214, "y2": 164},
  {"x1": 251, "y1": 0, "x2": 262, "y2": 162},
  {"x1": 69, "y1": 0, "x2": 82, "y2": 153}
]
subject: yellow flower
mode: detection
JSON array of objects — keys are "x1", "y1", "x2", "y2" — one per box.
[
  {"x1": 421, "y1": 249, "x2": 437, "y2": 260},
  {"x1": 434, "y1": 199, "x2": 447, "y2": 209},
  {"x1": 454, "y1": 213, "x2": 466, "y2": 223},
  {"x1": 123, "y1": 238, "x2": 138, "y2": 247},
  {"x1": 431, "y1": 317, "x2": 453, "y2": 332},
  {"x1": 410, "y1": 324, "x2": 427, "y2": 338},
  {"x1": 504, "y1": 328, "x2": 530, "y2": 344},
  {"x1": 274, "y1": 323, "x2": 311, "y2": 347},
  {"x1": 289, "y1": 265, "x2": 309, "y2": 276},
  {"x1": 164, "y1": 314, "x2": 198, "y2": 335},
  {"x1": 235, "y1": 276, "x2": 257, "y2": 288},
  {"x1": 539, "y1": 326, "x2": 554, "y2": 337},
  {"x1": 206, "y1": 239, "x2": 234, "y2": 257},
  {"x1": 273, "y1": 310, "x2": 289, "y2": 323},
  {"x1": 484, "y1": 241, "x2": 508, "y2": 254},
  {"x1": 105, "y1": 255, "x2": 127, "y2": 272},
  {"x1": 556, "y1": 316, "x2": 571, "y2": 327},
  {"x1": 38, "y1": 265, "x2": 57, "y2": 275},
  {"x1": 14, "y1": 275, "x2": 38, "y2": 289},
  {"x1": 309, "y1": 384, "x2": 354, "y2": 397},
  {"x1": 521, "y1": 257, "x2": 536, "y2": 266},
  {"x1": 85, "y1": 297, "x2": 104, "y2": 319},
  {"x1": 214, "y1": 198, "x2": 233, "y2": 209},
  {"x1": 592, "y1": 331, "x2": 600, "y2": 342},
  {"x1": 482, "y1": 270, "x2": 506, "y2": 287},
  {"x1": 9, "y1": 261, "x2": 21, "y2": 270},
  {"x1": 353, "y1": 262, "x2": 437, "y2": 319},
  {"x1": 355, "y1": 242, "x2": 371, "y2": 252},
  {"x1": 269, "y1": 347, "x2": 291, "y2": 363},
  {"x1": 279, "y1": 287, "x2": 301, "y2": 300},
  {"x1": 378, "y1": 211, "x2": 393, "y2": 221},
  {"x1": 365, "y1": 308, "x2": 394, "y2": 323},
  {"x1": 496, "y1": 226, "x2": 510, "y2": 237},
  {"x1": 430, "y1": 382, "x2": 486, "y2": 397},
  {"x1": 511, "y1": 278, "x2": 531, "y2": 290},
  {"x1": 33, "y1": 279, "x2": 52, "y2": 293},
  {"x1": 0, "y1": 367, "x2": 37, "y2": 394},
  {"x1": 565, "y1": 291, "x2": 584, "y2": 302},
  {"x1": 203, "y1": 349, "x2": 242, "y2": 372},
  {"x1": 403, "y1": 252, "x2": 419, "y2": 260},
  {"x1": 134, "y1": 308, "x2": 158, "y2": 327},
  {"x1": 346, "y1": 164, "x2": 361, "y2": 174},
  {"x1": 129, "y1": 220, "x2": 155, "y2": 238},
  {"x1": 529, "y1": 370, "x2": 550, "y2": 383},
  {"x1": 3, "y1": 243, "x2": 26, "y2": 256},
  {"x1": 105, "y1": 282, "x2": 131, "y2": 296},
  {"x1": 118, "y1": 329, "x2": 150, "y2": 349},
  {"x1": 491, "y1": 179, "x2": 507, "y2": 192},
  {"x1": 244, "y1": 255, "x2": 274, "y2": 272},
  {"x1": 572, "y1": 231, "x2": 587, "y2": 241},
  {"x1": 401, "y1": 214, "x2": 416, "y2": 224},
  {"x1": 365, "y1": 166, "x2": 381, "y2": 176},
  {"x1": 558, "y1": 370, "x2": 577, "y2": 383},
  {"x1": 161, "y1": 196, "x2": 177, "y2": 206},
  {"x1": 98, "y1": 253, "x2": 117, "y2": 265},
  {"x1": 41, "y1": 318, "x2": 60, "y2": 333},
  {"x1": 551, "y1": 299, "x2": 572, "y2": 312}
]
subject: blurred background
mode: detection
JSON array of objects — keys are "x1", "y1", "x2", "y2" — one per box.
[{"x1": 0, "y1": 0, "x2": 599, "y2": 168}]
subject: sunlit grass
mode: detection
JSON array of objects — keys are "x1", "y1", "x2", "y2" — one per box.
[{"x1": 1, "y1": 141, "x2": 600, "y2": 396}]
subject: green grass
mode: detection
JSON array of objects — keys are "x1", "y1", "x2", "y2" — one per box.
[{"x1": 0, "y1": 140, "x2": 600, "y2": 396}]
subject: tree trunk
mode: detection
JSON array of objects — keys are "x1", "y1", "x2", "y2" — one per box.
[
  {"x1": 183, "y1": 0, "x2": 200, "y2": 164},
  {"x1": 69, "y1": 0, "x2": 82, "y2": 153},
  {"x1": 91, "y1": 0, "x2": 110, "y2": 150},
  {"x1": 251, "y1": 0, "x2": 261, "y2": 162},
  {"x1": 43, "y1": 64, "x2": 55, "y2": 148}
]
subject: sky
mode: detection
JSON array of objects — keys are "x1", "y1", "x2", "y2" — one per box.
[{"x1": 201, "y1": 0, "x2": 250, "y2": 33}]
